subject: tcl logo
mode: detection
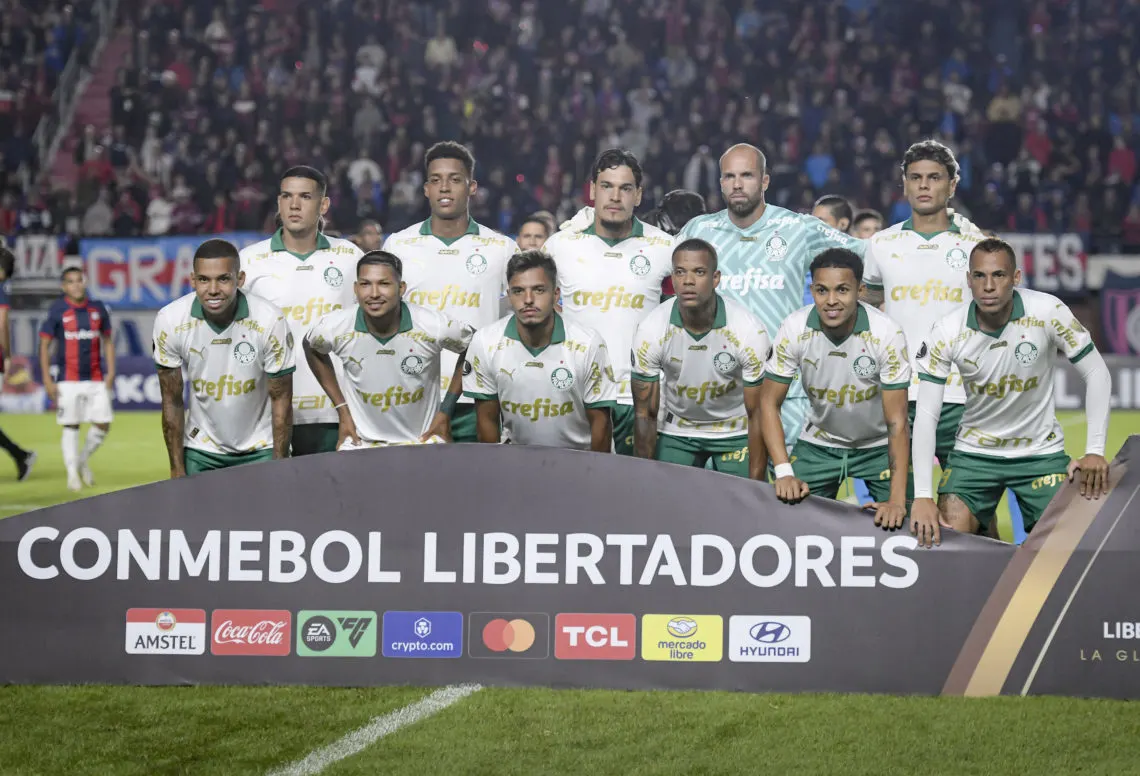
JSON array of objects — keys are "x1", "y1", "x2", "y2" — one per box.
[
  {"x1": 210, "y1": 609, "x2": 292, "y2": 656},
  {"x1": 555, "y1": 614, "x2": 635, "y2": 660}
]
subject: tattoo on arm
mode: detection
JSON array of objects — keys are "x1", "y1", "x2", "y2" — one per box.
[
  {"x1": 157, "y1": 366, "x2": 186, "y2": 474},
  {"x1": 861, "y1": 287, "x2": 885, "y2": 307},
  {"x1": 267, "y1": 374, "x2": 294, "y2": 458},
  {"x1": 631, "y1": 379, "x2": 659, "y2": 459}
]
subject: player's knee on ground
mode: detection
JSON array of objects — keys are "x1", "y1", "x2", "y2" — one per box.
[{"x1": 938, "y1": 493, "x2": 979, "y2": 534}]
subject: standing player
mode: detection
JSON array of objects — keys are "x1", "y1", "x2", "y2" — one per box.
[
  {"x1": 0, "y1": 245, "x2": 35, "y2": 480},
  {"x1": 464, "y1": 250, "x2": 616, "y2": 452},
  {"x1": 811, "y1": 195, "x2": 854, "y2": 233},
  {"x1": 240, "y1": 166, "x2": 362, "y2": 456},
  {"x1": 383, "y1": 142, "x2": 518, "y2": 443},
  {"x1": 631, "y1": 239, "x2": 770, "y2": 478},
  {"x1": 304, "y1": 252, "x2": 475, "y2": 448},
  {"x1": 542, "y1": 148, "x2": 674, "y2": 454},
  {"x1": 851, "y1": 209, "x2": 884, "y2": 239},
  {"x1": 516, "y1": 215, "x2": 553, "y2": 251},
  {"x1": 678, "y1": 145, "x2": 867, "y2": 460},
  {"x1": 154, "y1": 239, "x2": 295, "y2": 477},
  {"x1": 39, "y1": 267, "x2": 114, "y2": 491},
  {"x1": 760, "y1": 249, "x2": 932, "y2": 543},
  {"x1": 912, "y1": 239, "x2": 1111, "y2": 538}
]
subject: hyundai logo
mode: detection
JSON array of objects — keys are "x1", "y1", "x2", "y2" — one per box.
[{"x1": 749, "y1": 622, "x2": 791, "y2": 643}]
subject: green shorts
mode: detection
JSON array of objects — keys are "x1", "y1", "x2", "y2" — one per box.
[
  {"x1": 939, "y1": 450, "x2": 1070, "y2": 533},
  {"x1": 450, "y1": 403, "x2": 478, "y2": 443},
  {"x1": 185, "y1": 447, "x2": 274, "y2": 475},
  {"x1": 789, "y1": 440, "x2": 914, "y2": 503},
  {"x1": 908, "y1": 401, "x2": 964, "y2": 464},
  {"x1": 657, "y1": 433, "x2": 750, "y2": 477},
  {"x1": 613, "y1": 404, "x2": 635, "y2": 456},
  {"x1": 291, "y1": 423, "x2": 338, "y2": 456}
]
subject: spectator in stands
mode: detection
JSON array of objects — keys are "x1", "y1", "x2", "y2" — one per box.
[{"x1": 82, "y1": 189, "x2": 113, "y2": 236}]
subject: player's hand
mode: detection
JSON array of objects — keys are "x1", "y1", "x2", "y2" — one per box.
[
  {"x1": 909, "y1": 498, "x2": 942, "y2": 548},
  {"x1": 774, "y1": 476, "x2": 810, "y2": 505},
  {"x1": 1069, "y1": 454, "x2": 1110, "y2": 499},
  {"x1": 337, "y1": 416, "x2": 361, "y2": 450},
  {"x1": 43, "y1": 378, "x2": 58, "y2": 403},
  {"x1": 104, "y1": 374, "x2": 115, "y2": 392},
  {"x1": 422, "y1": 411, "x2": 452, "y2": 443},
  {"x1": 863, "y1": 501, "x2": 907, "y2": 531}
]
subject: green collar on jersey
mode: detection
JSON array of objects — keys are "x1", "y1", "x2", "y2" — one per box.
[
  {"x1": 191, "y1": 291, "x2": 250, "y2": 335},
  {"x1": 419, "y1": 217, "x2": 480, "y2": 246},
  {"x1": 355, "y1": 302, "x2": 413, "y2": 344},
  {"x1": 584, "y1": 217, "x2": 645, "y2": 247},
  {"x1": 901, "y1": 216, "x2": 961, "y2": 241},
  {"x1": 270, "y1": 229, "x2": 332, "y2": 260},
  {"x1": 966, "y1": 290, "x2": 1025, "y2": 338},
  {"x1": 505, "y1": 313, "x2": 566, "y2": 357},
  {"x1": 670, "y1": 294, "x2": 727, "y2": 340},
  {"x1": 806, "y1": 303, "x2": 870, "y2": 346}
]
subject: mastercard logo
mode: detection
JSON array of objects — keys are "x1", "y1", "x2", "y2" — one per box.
[{"x1": 481, "y1": 618, "x2": 536, "y2": 653}]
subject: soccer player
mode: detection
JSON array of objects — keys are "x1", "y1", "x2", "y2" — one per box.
[
  {"x1": 240, "y1": 165, "x2": 362, "y2": 456},
  {"x1": 355, "y1": 219, "x2": 384, "y2": 252},
  {"x1": 383, "y1": 142, "x2": 518, "y2": 443},
  {"x1": 761, "y1": 249, "x2": 931, "y2": 543},
  {"x1": 912, "y1": 238, "x2": 1111, "y2": 539},
  {"x1": 153, "y1": 239, "x2": 295, "y2": 477},
  {"x1": 851, "y1": 209, "x2": 884, "y2": 239},
  {"x1": 542, "y1": 148, "x2": 674, "y2": 454},
  {"x1": 812, "y1": 195, "x2": 854, "y2": 233},
  {"x1": 304, "y1": 251, "x2": 475, "y2": 448},
  {"x1": 463, "y1": 250, "x2": 616, "y2": 451},
  {"x1": 38, "y1": 266, "x2": 114, "y2": 491},
  {"x1": 678, "y1": 144, "x2": 867, "y2": 459},
  {"x1": 0, "y1": 245, "x2": 35, "y2": 481},
  {"x1": 631, "y1": 238, "x2": 770, "y2": 478},
  {"x1": 516, "y1": 215, "x2": 553, "y2": 251}
]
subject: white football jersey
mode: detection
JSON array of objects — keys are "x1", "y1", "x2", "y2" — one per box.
[
  {"x1": 305, "y1": 303, "x2": 474, "y2": 444},
  {"x1": 383, "y1": 218, "x2": 518, "y2": 403},
  {"x1": 631, "y1": 295, "x2": 769, "y2": 439},
  {"x1": 766, "y1": 303, "x2": 911, "y2": 449},
  {"x1": 463, "y1": 314, "x2": 617, "y2": 450},
  {"x1": 916, "y1": 288, "x2": 1095, "y2": 458},
  {"x1": 543, "y1": 218, "x2": 673, "y2": 403},
  {"x1": 240, "y1": 230, "x2": 362, "y2": 424},
  {"x1": 152, "y1": 292, "x2": 295, "y2": 455},
  {"x1": 864, "y1": 216, "x2": 987, "y2": 403}
]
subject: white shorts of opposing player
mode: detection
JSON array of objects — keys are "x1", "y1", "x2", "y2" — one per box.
[{"x1": 55, "y1": 381, "x2": 114, "y2": 426}]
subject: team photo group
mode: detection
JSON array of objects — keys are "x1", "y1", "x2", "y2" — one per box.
[{"x1": 22, "y1": 135, "x2": 1112, "y2": 549}]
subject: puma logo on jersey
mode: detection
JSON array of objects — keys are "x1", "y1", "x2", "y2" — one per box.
[
  {"x1": 192, "y1": 374, "x2": 257, "y2": 401},
  {"x1": 720, "y1": 270, "x2": 786, "y2": 293},
  {"x1": 570, "y1": 286, "x2": 646, "y2": 312},
  {"x1": 188, "y1": 346, "x2": 206, "y2": 360},
  {"x1": 355, "y1": 385, "x2": 425, "y2": 411},
  {"x1": 281, "y1": 298, "x2": 342, "y2": 326},
  {"x1": 962, "y1": 357, "x2": 980, "y2": 368},
  {"x1": 890, "y1": 281, "x2": 963, "y2": 305},
  {"x1": 407, "y1": 286, "x2": 482, "y2": 310},
  {"x1": 499, "y1": 367, "x2": 516, "y2": 379},
  {"x1": 345, "y1": 356, "x2": 366, "y2": 370},
  {"x1": 806, "y1": 383, "x2": 880, "y2": 407},
  {"x1": 967, "y1": 374, "x2": 1040, "y2": 399}
]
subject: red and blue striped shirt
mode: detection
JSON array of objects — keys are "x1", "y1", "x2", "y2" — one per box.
[{"x1": 40, "y1": 297, "x2": 112, "y2": 382}]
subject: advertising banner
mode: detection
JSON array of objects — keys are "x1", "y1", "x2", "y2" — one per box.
[
  {"x1": 1000, "y1": 232, "x2": 1086, "y2": 298},
  {"x1": 0, "y1": 443, "x2": 1136, "y2": 698},
  {"x1": 1099, "y1": 271, "x2": 1140, "y2": 355},
  {"x1": 1, "y1": 234, "x2": 69, "y2": 282},
  {"x1": 1053, "y1": 356, "x2": 1140, "y2": 410}
]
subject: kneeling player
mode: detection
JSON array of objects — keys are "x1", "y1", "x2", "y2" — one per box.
[
  {"x1": 761, "y1": 249, "x2": 931, "y2": 543},
  {"x1": 912, "y1": 238, "x2": 1111, "y2": 538},
  {"x1": 153, "y1": 239, "x2": 295, "y2": 477},
  {"x1": 631, "y1": 238, "x2": 770, "y2": 478},
  {"x1": 464, "y1": 250, "x2": 616, "y2": 451},
  {"x1": 303, "y1": 251, "x2": 475, "y2": 448}
]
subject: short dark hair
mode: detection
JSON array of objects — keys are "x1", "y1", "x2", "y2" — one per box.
[
  {"x1": 519, "y1": 215, "x2": 552, "y2": 238},
  {"x1": 425, "y1": 141, "x2": 476, "y2": 179},
  {"x1": 591, "y1": 148, "x2": 643, "y2": 188},
  {"x1": 507, "y1": 250, "x2": 558, "y2": 288},
  {"x1": 281, "y1": 165, "x2": 328, "y2": 197},
  {"x1": 970, "y1": 237, "x2": 1017, "y2": 273},
  {"x1": 852, "y1": 209, "x2": 883, "y2": 231},
  {"x1": 673, "y1": 238, "x2": 718, "y2": 271},
  {"x1": 60, "y1": 265, "x2": 84, "y2": 281},
  {"x1": 810, "y1": 248, "x2": 864, "y2": 285},
  {"x1": 357, "y1": 250, "x2": 402, "y2": 280},
  {"x1": 813, "y1": 195, "x2": 853, "y2": 227},
  {"x1": 0, "y1": 244, "x2": 14, "y2": 280},
  {"x1": 193, "y1": 239, "x2": 241, "y2": 271},
  {"x1": 901, "y1": 139, "x2": 959, "y2": 180},
  {"x1": 646, "y1": 189, "x2": 707, "y2": 235}
]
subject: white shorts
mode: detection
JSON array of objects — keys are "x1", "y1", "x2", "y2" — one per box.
[
  {"x1": 338, "y1": 435, "x2": 446, "y2": 451},
  {"x1": 56, "y1": 381, "x2": 114, "y2": 426}
]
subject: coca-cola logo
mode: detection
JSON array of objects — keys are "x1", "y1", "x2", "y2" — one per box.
[{"x1": 210, "y1": 610, "x2": 292, "y2": 656}]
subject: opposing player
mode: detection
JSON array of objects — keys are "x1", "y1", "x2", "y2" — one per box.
[
  {"x1": 812, "y1": 195, "x2": 854, "y2": 233},
  {"x1": 912, "y1": 238, "x2": 1111, "y2": 538},
  {"x1": 542, "y1": 148, "x2": 673, "y2": 454},
  {"x1": 154, "y1": 239, "x2": 295, "y2": 477},
  {"x1": 383, "y1": 142, "x2": 518, "y2": 443},
  {"x1": 304, "y1": 252, "x2": 474, "y2": 448},
  {"x1": 631, "y1": 239, "x2": 769, "y2": 478},
  {"x1": 851, "y1": 209, "x2": 884, "y2": 239},
  {"x1": 39, "y1": 267, "x2": 114, "y2": 491},
  {"x1": 679, "y1": 145, "x2": 867, "y2": 460},
  {"x1": 516, "y1": 214, "x2": 553, "y2": 251},
  {"x1": 355, "y1": 220, "x2": 384, "y2": 252},
  {"x1": 0, "y1": 245, "x2": 35, "y2": 481},
  {"x1": 240, "y1": 165, "x2": 362, "y2": 455},
  {"x1": 761, "y1": 249, "x2": 929, "y2": 542},
  {"x1": 463, "y1": 250, "x2": 616, "y2": 451}
]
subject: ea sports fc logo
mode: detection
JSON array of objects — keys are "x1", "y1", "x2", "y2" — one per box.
[
  {"x1": 233, "y1": 341, "x2": 257, "y2": 365},
  {"x1": 1014, "y1": 341, "x2": 1039, "y2": 366},
  {"x1": 945, "y1": 247, "x2": 968, "y2": 270},
  {"x1": 323, "y1": 266, "x2": 344, "y2": 288},
  {"x1": 629, "y1": 254, "x2": 651, "y2": 277},
  {"x1": 851, "y1": 354, "x2": 878, "y2": 378},
  {"x1": 765, "y1": 235, "x2": 788, "y2": 261},
  {"x1": 551, "y1": 367, "x2": 574, "y2": 390},
  {"x1": 466, "y1": 254, "x2": 488, "y2": 275},
  {"x1": 401, "y1": 355, "x2": 426, "y2": 375},
  {"x1": 712, "y1": 351, "x2": 738, "y2": 375}
]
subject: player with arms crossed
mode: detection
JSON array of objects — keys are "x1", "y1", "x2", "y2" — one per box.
[
  {"x1": 761, "y1": 249, "x2": 933, "y2": 543},
  {"x1": 304, "y1": 252, "x2": 475, "y2": 448},
  {"x1": 464, "y1": 250, "x2": 617, "y2": 452},
  {"x1": 38, "y1": 266, "x2": 113, "y2": 491},
  {"x1": 383, "y1": 142, "x2": 518, "y2": 443},
  {"x1": 542, "y1": 148, "x2": 673, "y2": 454},
  {"x1": 631, "y1": 238, "x2": 770, "y2": 478},
  {"x1": 240, "y1": 166, "x2": 362, "y2": 456},
  {"x1": 0, "y1": 245, "x2": 36, "y2": 481},
  {"x1": 679, "y1": 145, "x2": 867, "y2": 461},
  {"x1": 912, "y1": 238, "x2": 1111, "y2": 538},
  {"x1": 154, "y1": 240, "x2": 295, "y2": 477}
]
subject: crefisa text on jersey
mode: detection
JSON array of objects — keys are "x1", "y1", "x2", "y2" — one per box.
[{"x1": 16, "y1": 528, "x2": 921, "y2": 588}]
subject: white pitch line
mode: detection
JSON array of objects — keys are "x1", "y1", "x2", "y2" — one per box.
[{"x1": 266, "y1": 684, "x2": 482, "y2": 776}]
